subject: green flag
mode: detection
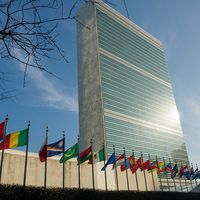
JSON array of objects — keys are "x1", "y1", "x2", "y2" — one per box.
[{"x1": 60, "y1": 143, "x2": 78, "y2": 163}]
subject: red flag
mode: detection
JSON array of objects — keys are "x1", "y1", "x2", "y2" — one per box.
[
  {"x1": 0, "y1": 122, "x2": 5, "y2": 140},
  {"x1": 135, "y1": 157, "x2": 143, "y2": 170},
  {"x1": 142, "y1": 160, "x2": 151, "y2": 171},
  {"x1": 179, "y1": 166, "x2": 186, "y2": 178},
  {"x1": 129, "y1": 155, "x2": 135, "y2": 173},
  {"x1": 39, "y1": 139, "x2": 47, "y2": 162}
]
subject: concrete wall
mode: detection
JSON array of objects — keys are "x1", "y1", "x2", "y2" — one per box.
[{"x1": 0, "y1": 150, "x2": 159, "y2": 191}]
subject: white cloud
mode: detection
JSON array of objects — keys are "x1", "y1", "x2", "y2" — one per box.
[{"x1": 16, "y1": 51, "x2": 78, "y2": 113}]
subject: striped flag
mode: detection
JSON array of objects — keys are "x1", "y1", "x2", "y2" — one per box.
[{"x1": 0, "y1": 129, "x2": 28, "y2": 150}]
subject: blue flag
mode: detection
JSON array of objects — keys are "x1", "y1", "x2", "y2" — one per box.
[
  {"x1": 47, "y1": 138, "x2": 64, "y2": 157},
  {"x1": 183, "y1": 167, "x2": 190, "y2": 180},
  {"x1": 192, "y1": 168, "x2": 200, "y2": 180},
  {"x1": 171, "y1": 164, "x2": 178, "y2": 179},
  {"x1": 101, "y1": 153, "x2": 115, "y2": 171}
]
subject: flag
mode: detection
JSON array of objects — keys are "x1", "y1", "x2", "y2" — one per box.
[
  {"x1": 189, "y1": 167, "x2": 194, "y2": 177},
  {"x1": 101, "y1": 153, "x2": 115, "y2": 171},
  {"x1": 148, "y1": 160, "x2": 159, "y2": 173},
  {"x1": 120, "y1": 158, "x2": 130, "y2": 172},
  {"x1": 179, "y1": 165, "x2": 186, "y2": 178},
  {"x1": 192, "y1": 168, "x2": 200, "y2": 180},
  {"x1": 39, "y1": 138, "x2": 64, "y2": 162},
  {"x1": 158, "y1": 161, "x2": 166, "y2": 174},
  {"x1": 0, "y1": 122, "x2": 5, "y2": 140},
  {"x1": 129, "y1": 156, "x2": 135, "y2": 173},
  {"x1": 171, "y1": 164, "x2": 178, "y2": 179},
  {"x1": 60, "y1": 143, "x2": 78, "y2": 163},
  {"x1": 142, "y1": 160, "x2": 150, "y2": 171},
  {"x1": 39, "y1": 138, "x2": 47, "y2": 162},
  {"x1": 79, "y1": 145, "x2": 92, "y2": 164},
  {"x1": 131, "y1": 157, "x2": 142, "y2": 173},
  {"x1": 47, "y1": 139, "x2": 64, "y2": 157},
  {"x1": 88, "y1": 148, "x2": 104, "y2": 164},
  {"x1": 166, "y1": 163, "x2": 173, "y2": 173},
  {"x1": 114, "y1": 154, "x2": 125, "y2": 168},
  {"x1": 183, "y1": 166, "x2": 190, "y2": 180},
  {"x1": 0, "y1": 129, "x2": 28, "y2": 150}
]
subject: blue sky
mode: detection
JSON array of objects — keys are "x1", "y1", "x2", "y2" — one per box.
[{"x1": 0, "y1": 0, "x2": 200, "y2": 165}]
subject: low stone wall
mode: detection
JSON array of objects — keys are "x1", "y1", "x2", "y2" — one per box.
[{"x1": 0, "y1": 149, "x2": 159, "y2": 190}]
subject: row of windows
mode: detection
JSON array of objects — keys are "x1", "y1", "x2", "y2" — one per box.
[
  {"x1": 106, "y1": 144, "x2": 189, "y2": 163},
  {"x1": 100, "y1": 75, "x2": 173, "y2": 110},
  {"x1": 96, "y1": 9, "x2": 164, "y2": 59},
  {"x1": 99, "y1": 40, "x2": 169, "y2": 83},
  {"x1": 102, "y1": 91, "x2": 177, "y2": 125},
  {"x1": 102, "y1": 94, "x2": 181, "y2": 130},
  {"x1": 104, "y1": 116, "x2": 183, "y2": 142},
  {"x1": 98, "y1": 34, "x2": 169, "y2": 82},
  {"x1": 100, "y1": 54, "x2": 173, "y2": 100},
  {"x1": 104, "y1": 116, "x2": 189, "y2": 162},
  {"x1": 97, "y1": 23, "x2": 166, "y2": 68},
  {"x1": 96, "y1": 9, "x2": 170, "y2": 82},
  {"x1": 105, "y1": 127, "x2": 184, "y2": 148}
]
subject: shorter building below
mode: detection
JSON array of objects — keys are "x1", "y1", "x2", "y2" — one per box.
[{"x1": 0, "y1": 149, "x2": 160, "y2": 190}]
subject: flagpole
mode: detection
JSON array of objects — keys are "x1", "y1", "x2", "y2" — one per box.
[
  {"x1": 181, "y1": 160, "x2": 188, "y2": 192},
  {"x1": 148, "y1": 154, "x2": 155, "y2": 191},
  {"x1": 175, "y1": 159, "x2": 183, "y2": 192},
  {"x1": 0, "y1": 114, "x2": 8, "y2": 184},
  {"x1": 62, "y1": 131, "x2": 65, "y2": 191},
  {"x1": 77, "y1": 135, "x2": 81, "y2": 189},
  {"x1": 141, "y1": 152, "x2": 147, "y2": 191},
  {"x1": 169, "y1": 158, "x2": 176, "y2": 192},
  {"x1": 188, "y1": 162, "x2": 193, "y2": 190},
  {"x1": 103, "y1": 143, "x2": 108, "y2": 191},
  {"x1": 195, "y1": 164, "x2": 199, "y2": 188},
  {"x1": 163, "y1": 157, "x2": 170, "y2": 192},
  {"x1": 23, "y1": 120, "x2": 30, "y2": 187},
  {"x1": 132, "y1": 150, "x2": 139, "y2": 191},
  {"x1": 156, "y1": 156, "x2": 163, "y2": 191},
  {"x1": 123, "y1": 148, "x2": 129, "y2": 191},
  {"x1": 44, "y1": 126, "x2": 48, "y2": 190},
  {"x1": 113, "y1": 145, "x2": 119, "y2": 191},
  {"x1": 91, "y1": 139, "x2": 95, "y2": 191}
]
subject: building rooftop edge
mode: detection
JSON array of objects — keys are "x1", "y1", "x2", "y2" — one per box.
[{"x1": 94, "y1": 1, "x2": 162, "y2": 48}]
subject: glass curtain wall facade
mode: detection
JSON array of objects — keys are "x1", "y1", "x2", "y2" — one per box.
[{"x1": 77, "y1": 2, "x2": 189, "y2": 164}]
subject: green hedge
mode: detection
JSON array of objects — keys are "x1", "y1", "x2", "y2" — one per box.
[{"x1": 0, "y1": 185, "x2": 199, "y2": 200}]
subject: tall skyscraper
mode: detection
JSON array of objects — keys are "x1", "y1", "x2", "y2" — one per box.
[{"x1": 77, "y1": 1, "x2": 189, "y2": 163}]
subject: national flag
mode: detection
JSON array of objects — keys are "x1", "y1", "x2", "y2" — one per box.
[
  {"x1": 0, "y1": 122, "x2": 5, "y2": 140},
  {"x1": 129, "y1": 156, "x2": 135, "y2": 173},
  {"x1": 142, "y1": 160, "x2": 150, "y2": 171},
  {"x1": 189, "y1": 167, "x2": 194, "y2": 177},
  {"x1": 60, "y1": 143, "x2": 78, "y2": 163},
  {"x1": 183, "y1": 166, "x2": 190, "y2": 180},
  {"x1": 39, "y1": 138, "x2": 47, "y2": 162},
  {"x1": 179, "y1": 165, "x2": 186, "y2": 178},
  {"x1": 120, "y1": 158, "x2": 130, "y2": 172},
  {"x1": 101, "y1": 153, "x2": 115, "y2": 171},
  {"x1": 132, "y1": 157, "x2": 142, "y2": 173},
  {"x1": 192, "y1": 168, "x2": 200, "y2": 180},
  {"x1": 79, "y1": 145, "x2": 92, "y2": 164},
  {"x1": 158, "y1": 161, "x2": 166, "y2": 174},
  {"x1": 171, "y1": 164, "x2": 178, "y2": 179},
  {"x1": 114, "y1": 154, "x2": 125, "y2": 168},
  {"x1": 88, "y1": 148, "x2": 104, "y2": 164},
  {"x1": 39, "y1": 138, "x2": 64, "y2": 162},
  {"x1": 166, "y1": 163, "x2": 173, "y2": 173},
  {"x1": 148, "y1": 160, "x2": 159, "y2": 173},
  {"x1": 0, "y1": 129, "x2": 28, "y2": 150}
]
